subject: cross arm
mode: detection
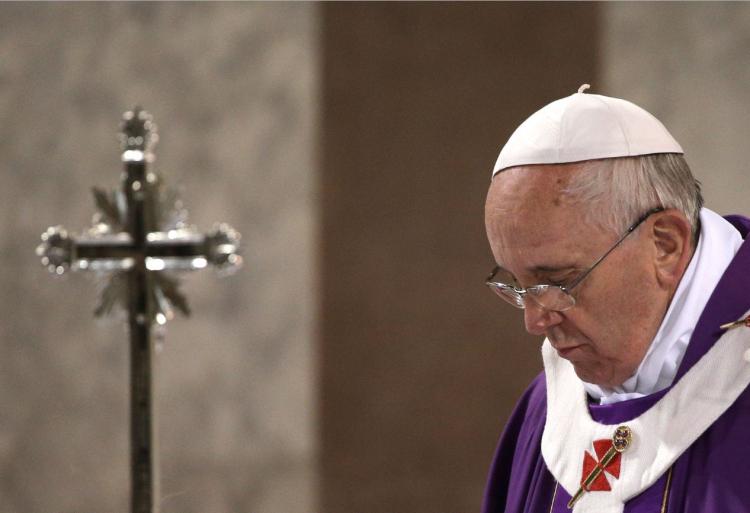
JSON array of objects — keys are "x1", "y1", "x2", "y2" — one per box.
[{"x1": 37, "y1": 224, "x2": 241, "y2": 274}]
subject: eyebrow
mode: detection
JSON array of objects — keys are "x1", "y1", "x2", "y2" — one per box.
[
  {"x1": 494, "y1": 263, "x2": 579, "y2": 284},
  {"x1": 529, "y1": 264, "x2": 578, "y2": 274},
  {"x1": 496, "y1": 264, "x2": 577, "y2": 274}
]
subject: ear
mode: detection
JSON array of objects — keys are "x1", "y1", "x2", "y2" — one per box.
[{"x1": 649, "y1": 209, "x2": 694, "y2": 289}]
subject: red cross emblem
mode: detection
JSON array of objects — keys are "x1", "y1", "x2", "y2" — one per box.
[
  {"x1": 568, "y1": 425, "x2": 632, "y2": 508},
  {"x1": 580, "y1": 439, "x2": 621, "y2": 491}
]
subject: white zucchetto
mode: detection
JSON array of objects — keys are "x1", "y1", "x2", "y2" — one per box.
[{"x1": 492, "y1": 84, "x2": 684, "y2": 177}]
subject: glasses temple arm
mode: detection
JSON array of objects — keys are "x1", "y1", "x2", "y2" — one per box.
[{"x1": 564, "y1": 207, "x2": 664, "y2": 293}]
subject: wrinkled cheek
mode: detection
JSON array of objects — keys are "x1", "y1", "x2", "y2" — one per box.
[{"x1": 547, "y1": 326, "x2": 566, "y2": 344}]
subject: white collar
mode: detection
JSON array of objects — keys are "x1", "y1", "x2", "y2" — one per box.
[{"x1": 583, "y1": 208, "x2": 743, "y2": 404}]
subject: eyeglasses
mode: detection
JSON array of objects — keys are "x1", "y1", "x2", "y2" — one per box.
[{"x1": 485, "y1": 207, "x2": 664, "y2": 311}]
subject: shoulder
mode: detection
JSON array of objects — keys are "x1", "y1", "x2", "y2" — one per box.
[
  {"x1": 499, "y1": 371, "x2": 548, "y2": 450},
  {"x1": 724, "y1": 214, "x2": 750, "y2": 238},
  {"x1": 482, "y1": 372, "x2": 549, "y2": 513},
  {"x1": 514, "y1": 371, "x2": 547, "y2": 419}
]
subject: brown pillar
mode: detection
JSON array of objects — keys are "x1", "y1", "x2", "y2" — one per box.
[{"x1": 320, "y1": 4, "x2": 599, "y2": 512}]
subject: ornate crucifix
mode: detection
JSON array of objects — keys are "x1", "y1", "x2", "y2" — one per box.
[{"x1": 36, "y1": 108, "x2": 241, "y2": 513}]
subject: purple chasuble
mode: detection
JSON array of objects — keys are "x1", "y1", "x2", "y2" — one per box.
[{"x1": 482, "y1": 215, "x2": 750, "y2": 513}]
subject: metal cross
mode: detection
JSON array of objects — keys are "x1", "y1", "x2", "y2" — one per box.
[{"x1": 36, "y1": 107, "x2": 242, "y2": 513}]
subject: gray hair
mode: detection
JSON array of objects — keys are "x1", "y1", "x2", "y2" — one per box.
[{"x1": 562, "y1": 154, "x2": 704, "y2": 242}]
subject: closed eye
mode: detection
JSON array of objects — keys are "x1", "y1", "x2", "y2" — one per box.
[{"x1": 542, "y1": 271, "x2": 580, "y2": 288}]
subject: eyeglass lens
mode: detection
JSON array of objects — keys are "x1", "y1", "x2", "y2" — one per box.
[{"x1": 488, "y1": 284, "x2": 575, "y2": 311}]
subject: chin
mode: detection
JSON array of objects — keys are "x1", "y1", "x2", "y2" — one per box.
[
  {"x1": 563, "y1": 348, "x2": 631, "y2": 387},
  {"x1": 573, "y1": 366, "x2": 627, "y2": 388},
  {"x1": 571, "y1": 364, "x2": 610, "y2": 387},
  {"x1": 572, "y1": 368, "x2": 598, "y2": 385}
]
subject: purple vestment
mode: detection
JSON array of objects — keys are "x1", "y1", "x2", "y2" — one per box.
[{"x1": 482, "y1": 215, "x2": 750, "y2": 513}]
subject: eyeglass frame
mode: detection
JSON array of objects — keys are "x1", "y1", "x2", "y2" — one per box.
[{"x1": 485, "y1": 206, "x2": 665, "y2": 311}]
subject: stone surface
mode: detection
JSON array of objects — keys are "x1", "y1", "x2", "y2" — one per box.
[
  {"x1": 0, "y1": 3, "x2": 317, "y2": 512},
  {"x1": 603, "y1": 3, "x2": 750, "y2": 215}
]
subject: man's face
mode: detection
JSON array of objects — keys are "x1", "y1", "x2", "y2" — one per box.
[{"x1": 484, "y1": 163, "x2": 668, "y2": 387}]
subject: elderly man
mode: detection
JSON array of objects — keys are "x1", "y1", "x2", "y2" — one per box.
[{"x1": 481, "y1": 86, "x2": 750, "y2": 513}]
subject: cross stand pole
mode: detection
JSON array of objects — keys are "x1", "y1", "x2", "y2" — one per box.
[
  {"x1": 37, "y1": 107, "x2": 242, "y2": 513},
  {"x1": 124, "y1": 125, "x2": 158, "y2": 513}
]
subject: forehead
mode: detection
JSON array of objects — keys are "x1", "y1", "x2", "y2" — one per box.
[
  {"x1": 488, "y1": 161, "x2": 580, "y2": 202},
  {"x1": 484, "y1": 164, "x2": 601, "y2": 269},
  {"x1": 485, "y1": 164, "x2": 583, "y2": 231}
]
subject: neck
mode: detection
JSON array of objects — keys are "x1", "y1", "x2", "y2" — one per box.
[{"x1": 583, "y1": 208, "x2": 743, "y2": 403}]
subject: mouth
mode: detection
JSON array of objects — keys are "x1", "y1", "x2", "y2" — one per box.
[{"x1": 554, "y1": 344, "x2": 583, "y2": 358}]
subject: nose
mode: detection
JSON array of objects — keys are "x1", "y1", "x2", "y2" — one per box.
[{"x1": 523, "y1": 300, "x2": 563, "y2": 336}]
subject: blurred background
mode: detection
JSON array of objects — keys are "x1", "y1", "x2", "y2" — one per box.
[{"x1": 1, "y1": 3, "x2": 749, "y2": 513}]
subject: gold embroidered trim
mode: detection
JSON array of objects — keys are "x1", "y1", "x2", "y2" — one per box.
[{"x1": 660, "y1": 466, "x2": 673, "y2": 513}]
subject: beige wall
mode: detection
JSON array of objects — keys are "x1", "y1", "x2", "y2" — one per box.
[
  {"x1": 603, "y1": 3, "x2": 750, "y2": 215},
  {"x1": 0, "y1": 3, "x2": 317, "y2": 513}
]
